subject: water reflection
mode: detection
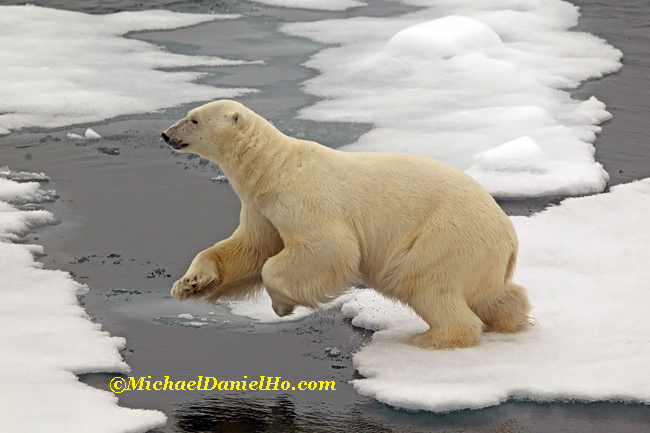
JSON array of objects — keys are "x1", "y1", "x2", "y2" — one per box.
[
  {"x1": 172, "y1": 393, "x2": 650, "y2": 433},
  {"x1": 174, "y1": 394, "x2": 401, "y2": 433},
  {"x1": 171, "y1": 394, "x2": 537, "y2": 433}
]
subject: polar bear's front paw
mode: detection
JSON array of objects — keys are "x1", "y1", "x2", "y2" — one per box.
[{"x1": 171, "y1": 273, "x2": 214, "y2": 301}]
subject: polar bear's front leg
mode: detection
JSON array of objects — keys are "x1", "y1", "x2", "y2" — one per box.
[
  {"x1": 261, "y1": 229, "x2": 361, "y2": 317},
  {"x1": 172, "y1": 208, "x2": 284, "y2": 303},
  {"x1": 172, "y1": 248, "x2": 219, "y2": 301}
]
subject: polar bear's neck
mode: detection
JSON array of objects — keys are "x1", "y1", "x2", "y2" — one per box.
[{"x1": 217, "y1": 122, "x2": 293, "y2": 205}]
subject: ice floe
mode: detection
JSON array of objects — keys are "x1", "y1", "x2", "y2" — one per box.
[
  {"x1": 249, "y1": 0, "x2": 366, "y2": 11},
  {"x1": 0, "y1": 5, "x2": 258, "y2": 135},
  {"x1": 343, "y1": 179, "x2": 650, "y2": 411},
  {"x1": 282, "y1": 0, "x2": 622, "y2": 198},
  {"x1": 0, "y1": 169, "x2": 166, "y2": 432}
]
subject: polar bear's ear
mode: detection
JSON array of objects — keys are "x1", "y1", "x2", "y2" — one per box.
[{"x1": 229, "y1": 111, "x2": 242, "y2": 125}]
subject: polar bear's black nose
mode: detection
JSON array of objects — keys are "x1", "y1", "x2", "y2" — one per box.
[{"x1": 161, "y1": 132, "x2": 170, "y2": 143}]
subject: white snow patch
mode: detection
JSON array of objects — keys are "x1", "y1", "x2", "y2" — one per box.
[
  {"x1": 227, "y1": 290, "x2": 356, "y2": 323},
  {"x1": 386, "y1": 15, "x2": 503, "y2": 59},
  {"x1": 0, "y1": 176, "x2": 54, "y2": 206},
  {"x1": 67, "y1": 133, "x2": 85, "y2": 140},
  {"x1": 342, "y1": 179, "x2": 650, "y2": 412},
  {"x1": 466, "y1": 135, "x2": 608, "y2": 197},
  {"x1": 0, "y1": 5, "x2": 258, "y2": 134},
  {"x1": 0, "y1": 169, "x2": 166, "y2": 432},
  {"x1": 0, "y1": 166, "x2": 50, "y2": 183},
  {"x1": 85, "y1": 128, "x2": 102, "y2": 139},
  {"x1": 249, "y1": 0, "x2": 366, "y2": 11},
  {"x1": 281, "y1": 0, "x2": 622, "y2": 198}
]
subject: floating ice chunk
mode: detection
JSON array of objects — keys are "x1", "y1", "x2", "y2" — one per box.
[
  {"x1": 210, "y1": 175, "x2": 229, "y2": 183},
  {"x1": 386, "y1": 16, "x2": 503, "y2": 60},
  {"x1": 249, "y1": 0, "x2": 366, "y2": 11},
  {"x1": 344, "y1": 178, "x2": 650, "y2": 412},
  {"x1": 67, "y1": 133, "x2": 85, "y2": 140},
  {"x1": 85, "y1": 128, "x2": 102, "y2": 139},
  {"x1": 177, "y1": 313, "x2": 194, "y2": 319},
  {"x1": 185, "y1": 321, "x2": 208, "y2": 327}
]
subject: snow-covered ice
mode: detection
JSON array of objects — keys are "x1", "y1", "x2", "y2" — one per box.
[
  {"x1": 340, "y1": 179, "x2": 650, "y2": 412},
  {"x1": 2, "y1": 0, "x2": 644, "y2": 420},
  {"x1": 0, "y1": 170, "x2": 166, "y2": 432},
  {"x1": 250, "y1": 0, "x2": 366, "y2": 11},
  {"x1": 0, "y1": 5, "x2": 259, "y2": 135},
  {"x1": 227, "y1": 290, "x2": 356, "y2": 323},
  {"x1": 0, "y1": 166, "x2": 50, "y2": 183},
  {"x1": 282, "y1": 0, "x2": 622, "y2": 198},
  {"x1": 210, "y1": 0, "x2": 650, "y2": 412}
]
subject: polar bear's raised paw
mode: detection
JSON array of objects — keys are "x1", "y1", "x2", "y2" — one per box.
[{"x1": 171, "y1": 271, "x2": 216, "y2": 301}]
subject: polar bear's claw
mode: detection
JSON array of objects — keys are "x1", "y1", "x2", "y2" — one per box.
[{"x1": 171, "y1": 273, "x2": 213, "y2": 301}]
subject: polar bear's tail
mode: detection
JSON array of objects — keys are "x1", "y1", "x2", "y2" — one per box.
[
  {"x1": 505, "y1": 250, "x2": 517, "y2": 283},
  {"x1": 471, "y1": 250, "x2": 533, "y2": 333}
]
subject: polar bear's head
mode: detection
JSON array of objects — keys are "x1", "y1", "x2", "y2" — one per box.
[{"x1": 161, "y1": 100, "x2": 246, "y2": 161}]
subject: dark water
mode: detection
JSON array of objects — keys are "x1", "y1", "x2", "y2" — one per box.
[{"x1": 2, "y1": 0, "x2": 650, "y2": 432}]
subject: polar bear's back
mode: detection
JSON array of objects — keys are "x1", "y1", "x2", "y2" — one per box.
[{"x1": 324, "y1": 150, "x2": 517, "y2": 289}]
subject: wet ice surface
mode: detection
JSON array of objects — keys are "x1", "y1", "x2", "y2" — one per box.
[{"x1": 2, "y1": 0, "x2": 650, "y2": 432}]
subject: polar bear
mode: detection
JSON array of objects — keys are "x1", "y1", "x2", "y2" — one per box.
[{"x1": 162, "y1": 100, "x2": 531, "y2": 349}]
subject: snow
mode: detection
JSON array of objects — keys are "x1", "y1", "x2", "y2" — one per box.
[
  {"x1": 2, "y1": 0, "x2": 643, "y2": 421},
  {"x1": 249, "y1": 0, "x2": 366, "y2": 11},
  {"x1": 227, "y1": 290, "x2": 356, "y2": 323},
  {"x1": 282, "y1": 0, "x2": 622, "y2": 198},
  {"x1": 85, "y1": 128, "x2": 102, "y2": 140},
  {"x1": 0, "y1": 170, "x2": 166, "y2": 432},
  {"x1": 386, "y1": 15, "x2": 503, "y2": 59},
  {"x1": 0, "y1": 5, "x2": 258, "y2": 135},
  {"x1": 341, "y1": 179, "x2": 650, "y2": 412},
  {"x1": 465, "y1": 135, "x2": 608, "y2": 197},
  {"x1": 0, "y1": 166, "x2": 50, "y2": 183}
]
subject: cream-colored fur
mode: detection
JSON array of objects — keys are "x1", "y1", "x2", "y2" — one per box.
[{"x1": 163, "y1": 100, "x2": 531, "y2": 349}]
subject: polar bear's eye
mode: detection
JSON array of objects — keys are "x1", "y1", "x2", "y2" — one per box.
[{"x1": 191, "y1": 119, "x2": 198, "y2": 125}]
